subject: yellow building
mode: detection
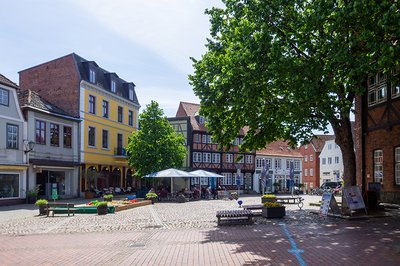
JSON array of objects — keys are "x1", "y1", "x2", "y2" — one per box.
[{"x1": 19, "y1": 54, "x2": 140, "y2": 196}]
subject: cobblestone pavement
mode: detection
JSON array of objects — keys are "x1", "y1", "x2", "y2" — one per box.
[{"x1": 0, "y1": 195, "x2": 399, "y2": 265}]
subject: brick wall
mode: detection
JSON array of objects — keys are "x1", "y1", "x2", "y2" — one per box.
[{"x1": 19, "y1": 54, "x2": 81, "y2": 117}]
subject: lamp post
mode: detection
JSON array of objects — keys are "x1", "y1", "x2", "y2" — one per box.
[
  {"x1": 23, "y1": 140, "x2": 35, "y2": 203},
  {"x1": 24, "y1": 140, "x2": 35, "y2": 154}
]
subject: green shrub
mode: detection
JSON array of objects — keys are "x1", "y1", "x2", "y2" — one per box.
[
  {"x1": 261, "y1": 194, "x2": 276, "y2": 198},
  {"x1": 96, "y1": 201, "x2": 108, "y2": 207},
  {"x1": 146, "y1": 192, "x2": 158, "y2": 199},
  {"x1": 34, "y1": 199, "x2": 48, "y2": 206},
  {"x1": 263, "y1": 201, "x2": 282, "y2": 208},
  {"x1": 103, "y1": 194, "x2": 113, "y2": 199}
]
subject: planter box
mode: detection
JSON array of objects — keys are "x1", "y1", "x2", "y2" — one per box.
[
  {"x1": 261, "y1": 198, "x2": 277, "y2": 204},
  {"x1": 262, "y1": 206, "x2": 286, "y2": 218}
]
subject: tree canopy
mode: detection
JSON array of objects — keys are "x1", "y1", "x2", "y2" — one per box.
[
  {"x1": 189, "y1": 0, "x2": 400, "y2": 186},
  {"x1": 126, "y1": 101, "x2": 187, "y2": 177}
]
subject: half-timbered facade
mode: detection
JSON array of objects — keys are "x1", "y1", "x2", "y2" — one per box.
[
  {"x1": 170, "y1": 102, "x2": 255, "y2": 191},
  {"x1": 355, "y1": 70, "x2": 400, "y2": 203}
]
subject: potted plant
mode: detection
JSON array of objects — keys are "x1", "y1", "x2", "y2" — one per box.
[
  {"x1": 103, "y1": 194, "x2": 113, "y2": 202},
  {"x1": 96, "y1": 201, "x2": 108, "y2": 215},
  {"x1": 35, "y1": 199, "x2": 48, "y2": 216},
  {"x1": 146, "y1": 192, "x2": 158, "y2": 204},
  {"x1": 261, "y1": 194, "x2": 277, "y2": 203},
  {"x1": 262, "y1": 201, "x2": 286, "y2": 218},
  {"x1": 26, "y1": 185, "x2": 41, "y2": 204}
]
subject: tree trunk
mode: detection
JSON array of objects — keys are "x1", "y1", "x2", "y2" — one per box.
[{"x1": 332, "y1": 117, "x2": 356, "y2": 187}]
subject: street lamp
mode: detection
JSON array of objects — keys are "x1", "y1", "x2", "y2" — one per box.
[{"x1": 24, "y1": 140, "x2": 35, "y2": 154}]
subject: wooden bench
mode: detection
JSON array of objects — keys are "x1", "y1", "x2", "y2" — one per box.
[
  {"x1": 276, "y1": 196, "x2": 304, "y2": 210},
  {"x1": 216, "y1": 210, "x2": 254, "y2": 226},
  {"x1": 242, "y1": 204, "x2": 264, "y2": 215},
  {"x1": 46, "y1": 203, "x2": 77, "y2": 217}
]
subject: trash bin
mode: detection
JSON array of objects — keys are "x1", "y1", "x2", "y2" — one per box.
[{"x1": 367, "y1": 190, "x2": 378, "y2": 209}]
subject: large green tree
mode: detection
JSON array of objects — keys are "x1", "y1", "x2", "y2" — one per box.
[
  {"x1": 126, "y1": 101, "x2": 187, "y2": 177},
  {"x1": 190, "y1": 0, "x2": 400, "y2": 187}
]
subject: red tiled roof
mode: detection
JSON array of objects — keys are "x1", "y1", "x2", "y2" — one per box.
[
  {"x1": 0, "y1": 73, "x2": 18, "y2": 89},
  {"x1": 310, "y1": 135, "x2": 335, "y2": 152},
  {"x1": 256, "y1": 140, "x2": 303, "y2": 158}
]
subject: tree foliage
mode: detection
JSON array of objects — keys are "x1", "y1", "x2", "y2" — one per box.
[
  {"x1": 189, "y1": 0, "x2": 400, "y2": 186},
  {"x1": 126, "y1": 101, "x2": 187, "y2": 177}
]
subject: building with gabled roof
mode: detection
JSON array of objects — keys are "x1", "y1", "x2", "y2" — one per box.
[
  {"x1": 254, "y1": 140, "x2": 303, "y2": 193},
  {"x1": 19, "y1": 54, "x2": 140, "y2": 196},
  {"x1": 298, "y1": 135, "x2": 334, "y2": 193},
  {"x1": 0, "y1": 74, "x2": 28, "y2": 206},
  {"x1": 169, "y1": 101, "x2": 255, "y2": 192}
]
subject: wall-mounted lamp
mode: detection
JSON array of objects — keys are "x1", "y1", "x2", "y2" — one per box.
[{"x1": 24, "y1": 140, "x2": 35, "y2": 154}]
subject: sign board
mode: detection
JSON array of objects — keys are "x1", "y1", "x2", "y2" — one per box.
[
  {"x1": 319, "y1": 193, "x2": 340, "y2": 217},
  {"x1": 51, "y1": 183, "x2": 58, "y2": 200},
  {"x1": 343, "y1": 186, "x2": 365, "y2": 210}
]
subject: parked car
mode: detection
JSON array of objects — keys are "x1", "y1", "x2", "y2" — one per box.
[{"x1": 320, "y1": 181, "x2": 341, "y2": 190}]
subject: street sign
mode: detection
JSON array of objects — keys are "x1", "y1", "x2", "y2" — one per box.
[
  {"x1": 319, "y1": 193, "x2": 340, "y2": 217},
  {"x1": 343, "y1": 186, "x2": 366, "y2": 211},
  {"x1": 51, "y1": 183, "x2": 58, "y2": 200}
]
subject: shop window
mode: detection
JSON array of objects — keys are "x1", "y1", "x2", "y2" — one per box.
[
  {"x1": 0, "y1": 174, "x2": 19, "y2": 198},
  {"x1": 374, "y1": 149, "x2": 383, "y2": 183}
]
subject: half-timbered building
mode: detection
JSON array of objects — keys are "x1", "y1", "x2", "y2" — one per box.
[{"x1": 169, "y1": 102, "x2": 255, "y2": 192}]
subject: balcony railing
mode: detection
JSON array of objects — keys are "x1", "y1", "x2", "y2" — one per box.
[{"x1": 114, "y1": 147, "x2": 126, "y2": 157}]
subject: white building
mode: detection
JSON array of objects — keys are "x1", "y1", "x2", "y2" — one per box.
[
  {"x1": 253, "y1": 140, "x2": 302, "y2": 193},
  {"x1": 0, "y1": 74, "x2": 28, "y2": 206},
  {"x1": 319, "y1": 139, "x2": 343, "y2": 184}
]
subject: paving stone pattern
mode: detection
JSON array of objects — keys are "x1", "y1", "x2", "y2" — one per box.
[{"x1": 0, "y1": 195, "x2": 399, "y2": 265}]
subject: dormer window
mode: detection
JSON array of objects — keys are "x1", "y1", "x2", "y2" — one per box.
[
  {"x1": 198, "y1": 116, "x2": 205, "y2": 124},
  {"x1": 111, "y1": 80, "x2": 116, "y2": 93},
  {"x1": 129, "y1": 88, "x2": 134, "y2": 100},
  {"x1": 89, "y1": 69, "x2": 96, "y2": 83}
]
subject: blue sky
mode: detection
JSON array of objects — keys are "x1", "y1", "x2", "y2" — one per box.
[{"x1": 0, "y1": 0, "x2": 222, "y2": 117}]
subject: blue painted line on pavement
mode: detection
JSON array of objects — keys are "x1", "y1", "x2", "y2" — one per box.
[{"x1": 280, "y1": 223, "x2": 306, "y2": 266}]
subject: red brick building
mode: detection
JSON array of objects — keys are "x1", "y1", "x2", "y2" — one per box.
[
  {"x1": 298, "y1": 135, "x2": 334, "y2": 193},
  {"x1": 355, "y1": 72, "x2": 400, "y2": 203}
]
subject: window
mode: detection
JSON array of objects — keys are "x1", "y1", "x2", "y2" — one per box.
[
  {"x1": 222, "y1": 173, "x2": 232, "y2": 185},
  {"x1": 102, "y1": 100, "x2": 109, "y2": 118},
  {"x1": 310, "y1": 168, "x2": 314, "y2": 176},
  {"x1": 129, "y1": 88, "x2": 134, "y2": 100},
  {"x1": 395, "y1": 147, "x2": 400, "y2": 185},
  {"x1": 322, "y1": 158, "x2": 326, "y2": 165},
  {"x1": 305, "y1": 144, "x2": 308, "y2": 149},
  {"x1": 118, "y1": 106, "x2": 123, "y2": 123},
  {"x1": 88, "y1": 95, "x2": 96, "y2": 114},
  {"x1": 226, "y1": 153, "x2": 233, "y2": 163},
  {"x1": 35, "y1": 120, "x2": 46, "y2": 145},
  {"x1": 335, "y1": 156, "x2": 340, "y2": 164},
  {"x1": 193, "y1": 152, "x2": 202, "y2": 162},
  {"x1": 202, "y1": 134, "x2": 207, "y2": 143},
  {"x1": 6, "y1": 124, "x2": 18, "y2": 149},
  {"x1": 212, "y1": 153, "x2": 220, "y2": 163},
  {"x1": 88, "y1": 126, "x2": 95, "y2": 147},
  {"x1": 275, "y1": 158, "x2": 281, "y2": 169},
  {"x1": 328, "y1": 157, "x2": 332, "y2": 164},
  {"x1": 0, "y1": 173, "x2": 19, "y2": 198},
  {"x1": 89, "y1": 69, "x2": 96, "y2": 83},
  {"x1": 102, "y1": 130, "x2": 108, "y2": 149},
  {"x1": 368, "y1": 72, "x2": 387, "y2": 106},
  {"x1": 234, "y1": 138, "x2": 240, "y2": 146},
  {"x1": 245, "y1": 155, "x2": 253, "y2": 164},
  {"x1": 294, "y1": 160, "x2": 300, "y2": 170},
  {"x1": 193, "y1": 134, "x2": 200, "y2": 143},
  {"x1": 111, "y1": 80, "x2": 116, "y2": 93},
  {"x1": 236, "y1": 156, "x2": 244, "y2": 164},
  {"x1": 200, "y1": 177, "x2": 208, "y2": 186},
  {"x1": 256, "y1": 158, "x2": 263, "y2": 168},
  {"x1": 0, "y1": 88, "x2": 9, "y2": 106},
  {"x1": 203, "y1": 153, "x2": 211, "y2": 163},
  {"x1": 191, "y1": 176, "x2": 199, "y2": 184},
  {"x1": 328, "y1": 144, "x2": 332, "y2": 150},
  {"x1": 374, "y1": 150, "x2": 383, "y2": 183},
  {"x1": 310, "y1": 155, "x2": 313, "y2": 161},
  {"x1": 304, "y1": 169, "x2": 308, "y2": 176},
  {"x1": 198, "y1": 116, "x2": 205, "y2": 124},
  {"x1": 286, "y1": 160, "x2": 293, "y2": 169},
  {"x1": 233, "y1": 173, "x2": 243, "y2": 186},
  {"x1": 207, "y1": 135, "x2": 212, "y2": 144},
  {"x1": 50, "y1": 123, "x2": 59, "y2": 147},
  {"x1": 392, "y1": 83, "x2": 400, "y2": 99},
  {"x1": 128, "y1": 110, "x2": 133, "y2": 126},
  {"x1": 304, "y1": 155, "x2": 308, "y2": 162},
  {"x1": 63, "y1": 126, "x2": 72, "y2": 148}
]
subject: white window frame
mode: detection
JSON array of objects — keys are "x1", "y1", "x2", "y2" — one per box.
[
  {"x1": 275, "y1": 158, "x2": 281, "y2": 169},
  {"x1": 202, "y1": 134, "x2": 207, "y2": 144},
  {"x1": 193, "y1": 152, "x2": 202, "y2": 163},
  {"x1": 374, "y1": 150, "x2": 383, "y2": 183},
  {"x1": 304, "y1": 169, "x2": 308, "y2": 177},
  {"x1": 203, "y1": 153, "x2": 211, "y2": 163},
  {"x1": 335, "y1": 156, "x2": 340, "y2": 164},
  {"x1": 6, "y1": 124, "x2": 18, "y2": 149},
  {"x1": 294, "y1": 160, "x2": 300, "y2": 170},
  {"x1": 221, "y1": 173, "x2": 232, "y2": 185},
  {"x1": 328, "y1": 157, "x2": 332, "y2": 164},
  {"x1": 129, "y1": 88, "x2": 134, "y2": 100},
  {"x1": 368, "y1": 72, "x2": 387, "y2": 106},
  {"x1": 226, "y1": 153, "x2": 233, "y2": 163},
  {"x1": 0, "y1": 88, "x2": 9, "y2": 106},
  {"x1": 310, "y1": 155, "x2": 313, "y2": 161},
  {"x1": 111, "y1": 80, "x2": 117, "y2": 93},
  {"x1": 310, "y1": 168, "x2": 313, "y2": 176},
  {"x1": 322, "y1": 158, "x2": 326, "y2": 165},
  {"x1": 89, "y1": 69, "x2": 96, "y2": 83},
  {"x1": 245, "y1": 155, "x2": 253, "y2": 164},
  {"x1": 212, "y1": 153, "x2": 220, "y2": 163},
  {"x1": 395, "y1": 147, "x2": 400, "y2": 185},
  {"x1": 304, "y1": 155, "x2": 308, "y2": 162}
]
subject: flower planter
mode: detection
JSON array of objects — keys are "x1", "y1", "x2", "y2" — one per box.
[
  {"x1": 261, "y1": 198, "x2": 277, "y2": 204},
  {"x1": 85, "y1": 191, "x2": 95, "y2": 199},
  {"x1": 262, "y1": 206, "x2": 286, "y2": 218},
  {"x1": 97, "y1": 205, "x2": 108, "y2": 215},
  {"x1": 38, "y1": 205, "x2": 47, "y2": 216}
]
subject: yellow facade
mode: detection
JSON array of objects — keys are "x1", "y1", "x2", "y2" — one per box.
[{"x1": 80, "y1": 82, "x2": 139, "y2": 191}]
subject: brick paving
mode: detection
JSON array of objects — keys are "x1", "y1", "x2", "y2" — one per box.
[{"x1": 0, "y1": 195, "x2": 399, "y2": 265}]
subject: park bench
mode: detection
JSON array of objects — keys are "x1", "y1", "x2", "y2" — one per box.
[
  {"x1": 242, "y1": 204, "x2": 264, "y2": 215},
  {"x1": 276, "y1": 196, "x2": 304, "y2": 210},
  {"x1": 216, "y1": 210, "x2": 254, "y2": 226},
  {"x1": 46, "y1": 203, "x2": 77, "y2": 217}
]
